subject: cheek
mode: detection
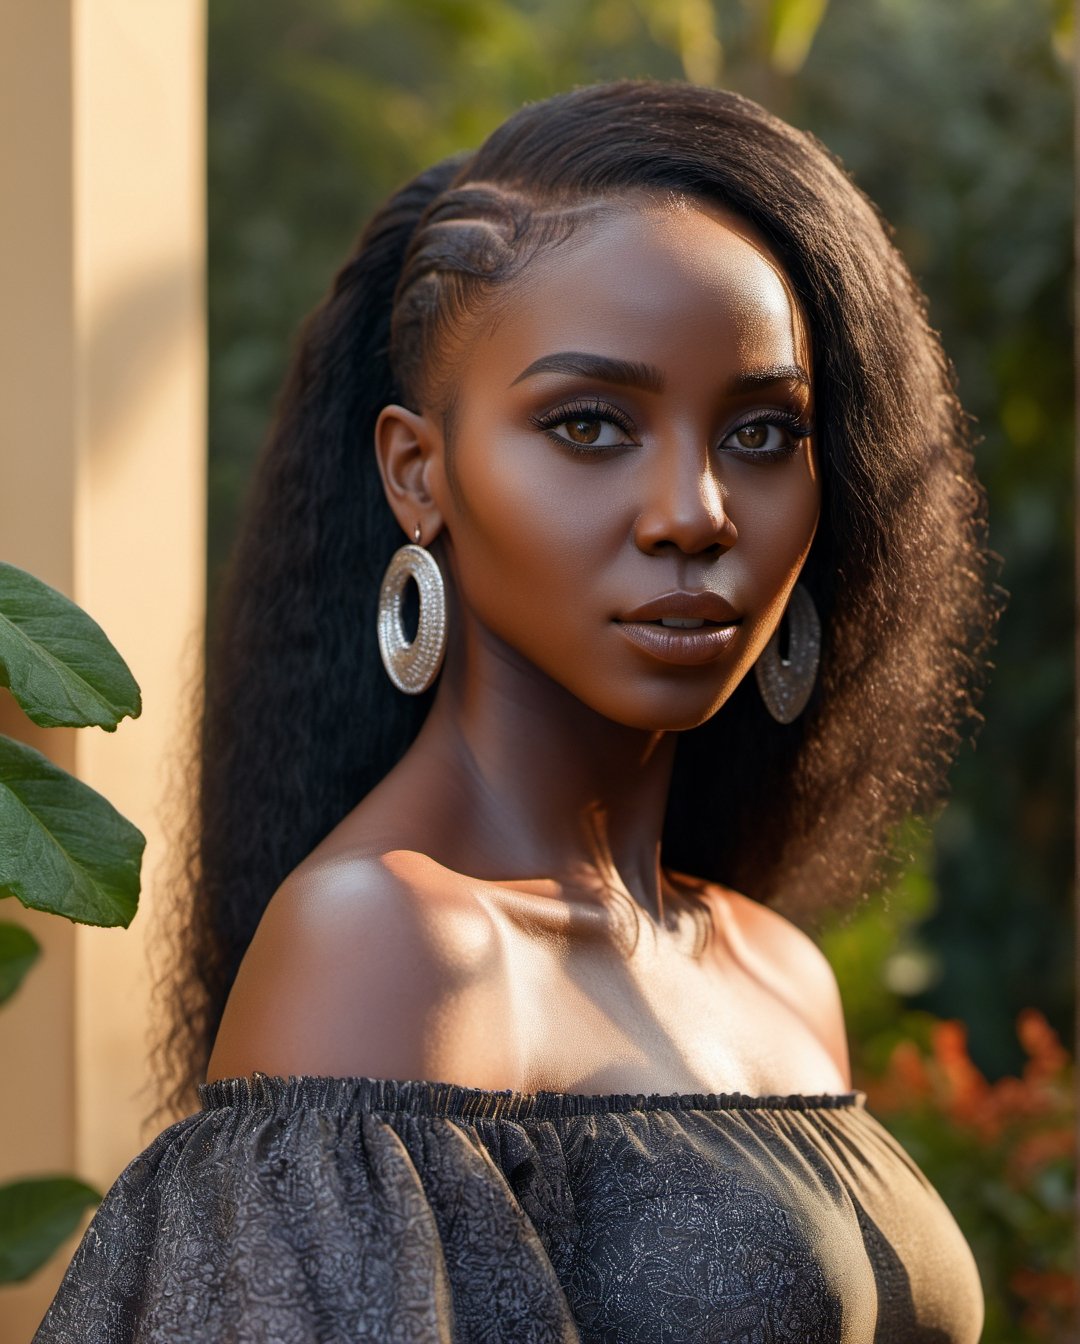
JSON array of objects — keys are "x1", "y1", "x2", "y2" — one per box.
[
  {"x1": 728, "y1": 449, "x2": 821, "y2": 625},
  {"x1": 434, "y1": 430, "x2": 823, "y2": 733},
  {"x1": 445, "y1": 435, "x2": 620, "y2": 628}
]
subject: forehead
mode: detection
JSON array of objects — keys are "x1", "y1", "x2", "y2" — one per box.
[{"x1": 471, "y1": 199, "x2": 810, "y2": 386}]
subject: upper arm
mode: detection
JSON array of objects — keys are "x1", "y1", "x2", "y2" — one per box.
[{"x1": 205, "y1": 855, "x2": 513, "y2": 1086}]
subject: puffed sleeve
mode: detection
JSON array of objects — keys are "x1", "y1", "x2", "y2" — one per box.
[{"x1": 31, "y1": 1074, "x2": 581, "y2": 1343}]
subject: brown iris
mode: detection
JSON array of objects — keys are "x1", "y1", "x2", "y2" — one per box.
[
  {"x1": 735, "y1": 423, "x2": 768, "y2": 449},
  {"x1": 566, "y1": 419, "x2": 601, "y2": 444}
]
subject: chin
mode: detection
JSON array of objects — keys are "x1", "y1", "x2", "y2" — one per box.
[{"x1": 581, "y1": 684, "x2": 735, "y2": 734}]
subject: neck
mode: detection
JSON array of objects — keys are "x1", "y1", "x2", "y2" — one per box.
[{"x1": 384, "y1": 618, "x2": 679, "y2": 922}]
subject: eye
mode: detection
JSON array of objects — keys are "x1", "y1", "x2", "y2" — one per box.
[
  {"x1": 529, "y1": 398, "x2": 638, "y2": 454},
  {"x1": 558, "y1": 416, "x2": 624, "y2": 448},
  {"x1": 720, "y1": 415, "x2": 813, "y2": 460}
]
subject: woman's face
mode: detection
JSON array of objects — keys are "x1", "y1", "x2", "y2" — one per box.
[{"x1": 383, "y1": 197, "x2": 820, "y2": 733}]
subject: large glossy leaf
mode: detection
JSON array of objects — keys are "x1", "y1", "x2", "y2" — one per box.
[
  {"x1": 0, "y1": 562, "x2": 141, "y2": 731},
  {"x1": 0, "y1": 1177, "x2": 101, "y2": 1283},
  {"x1": 0, "y1": 921, "x2": 40, "y2": 1004},
  {"x1": 0, "y1": 735, "x2": 143, "y2": 927}
]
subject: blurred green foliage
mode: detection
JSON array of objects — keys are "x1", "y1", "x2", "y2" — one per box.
[{"x1": 207, "y1": 3, "x2": 1074, "y2": 1333}]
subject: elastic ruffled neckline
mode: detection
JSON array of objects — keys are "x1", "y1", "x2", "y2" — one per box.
[{"x1": 198, "y1": 1072, "x2": 867, "y2": 1121}]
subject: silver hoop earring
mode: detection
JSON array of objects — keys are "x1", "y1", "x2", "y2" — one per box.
[
  {"x1": 376, "y1": 522, "x2": 447, "y2": 694},
  {"x1": 754, "y1": 583, "x2": 821, "y2": 724}
]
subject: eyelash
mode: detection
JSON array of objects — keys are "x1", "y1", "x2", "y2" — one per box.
[
  {"x1": 528, "y1": 398, "x2": 815, "y2": 460},
  {"x1": 529, "y1": 399, "x2": 636, "y2": 455}
]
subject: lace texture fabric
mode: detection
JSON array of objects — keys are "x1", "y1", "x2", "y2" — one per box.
[{"x1": 32, "y1": 1073, "x2": 984, "y2": 1343}]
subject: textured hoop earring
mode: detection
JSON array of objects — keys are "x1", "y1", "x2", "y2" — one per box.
[
  {"x1": 754, "y1": 583, "x2": 821, "y2": 724},
  {"x1": 376, "y1": 522, "x2": 447, "y2": 694}
]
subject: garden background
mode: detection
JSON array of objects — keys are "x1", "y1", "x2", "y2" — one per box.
[{"x1": 205, "y1": 1, "x2": 1075, "y2": 1338}]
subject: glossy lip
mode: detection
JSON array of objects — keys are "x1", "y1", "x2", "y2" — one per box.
[
  {"x1": 613, "y1": 619, "x2": 741, "y2": 666},
  {"x1": 613, "y1": 592, "x2": 743, "y2": 666}
]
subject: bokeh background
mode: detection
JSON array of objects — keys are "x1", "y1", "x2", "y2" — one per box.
[{"x1": 204, "y1": 1, "x2": 1074, "y2": 1337}]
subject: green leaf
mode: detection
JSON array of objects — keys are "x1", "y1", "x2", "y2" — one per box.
[
  {"x1": 0, "y1": 921, "x2": 40, "y2": 1004},
  {"x1": 0, "y1": 735, "x2": 144, "y2": 927},
  {"x1": 0, "y1": 1176, "x2": 101, "y2": 1283},
  {"x1": 0, "y1": 562, "x2": 141, "y2": 731}
]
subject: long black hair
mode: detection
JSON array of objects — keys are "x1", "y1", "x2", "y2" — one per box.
[{"x1": 152, "y1": 80, "x2": 999, "y2": 1120}]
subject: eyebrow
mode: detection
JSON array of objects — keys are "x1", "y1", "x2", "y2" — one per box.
[
  {"x1": 509, "y1": 352, "x2": 665, "y2": 393},
  {"x1": 732, "y1": 363, "x2": 812, "y2": 392},
  {"x1": 508, "y1": 351, "x2": 811, "y2": 395}
]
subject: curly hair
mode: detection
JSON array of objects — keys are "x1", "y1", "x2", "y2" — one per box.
[{"x1": 150, "y1": 79, "x2": 1000, "y2": 1122}]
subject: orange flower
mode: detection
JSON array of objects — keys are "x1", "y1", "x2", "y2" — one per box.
[
  {"x1": 861, "y1": 1008, "x2": 1075, "y2": 1151},
  {"x1": 892, "y1": 1038, "x2": 933, "y2": 1095},
  {"x1": 864, "y1": 1039, "x2": 933, "y2": 1112},
  {"x1": 969, "y1": 1078, "x2": 1022, "y2": 1142},
  {"x1": 930, "y1": 1019, "x2": 989, "y2": 1125},
  {"x1": 1018, "y1": 1007, "x2": 1070, "y2": 1082},
  {"x1": 1007, "y1": 1125, "x2": 1077, "y2": 1184},
  {"x1": 1009, "y1": 1266, "x2": 1077, "y2": 1333}
]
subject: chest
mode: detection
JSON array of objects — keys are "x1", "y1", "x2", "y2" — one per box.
[
  {"x1": 487, "y1": 894, "x2": 846, "y2": 1097},
  {"x1": 496, "y1": 1105, "x2": 985, "y2": 1344}
]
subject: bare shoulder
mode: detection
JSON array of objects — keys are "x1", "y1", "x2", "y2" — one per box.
[
  {"x1": 714, "y1": 885, "x2": 841, "y2": 995},
  {"x1": 686, "y1": 876, "x2": 852, "y2": 1089},
  {"x1": 206, "y1": 850, "x2": 517, "y2": 1087}
]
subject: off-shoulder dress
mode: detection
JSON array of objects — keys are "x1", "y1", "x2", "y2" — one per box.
[{"x1": 32, "y1": 1071, "x2": 984, "y2": 1343}]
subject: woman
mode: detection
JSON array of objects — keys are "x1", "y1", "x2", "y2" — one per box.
[{"x1": 34, "y1": 79, "x2": 995, "y2": 1341}]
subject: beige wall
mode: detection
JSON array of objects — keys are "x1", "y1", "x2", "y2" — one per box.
[{"x1": 0, "y1": 3, "x2": 206, "y2": 1338}]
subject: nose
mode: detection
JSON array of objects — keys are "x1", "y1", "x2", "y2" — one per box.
[{"x1": 632, "y1": 437, "x2": 738, "y2": 557}]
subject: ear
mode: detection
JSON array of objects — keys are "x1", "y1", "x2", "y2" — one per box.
[{"x1": 373, "y1": 404, "x2": 445, "y2": 544}]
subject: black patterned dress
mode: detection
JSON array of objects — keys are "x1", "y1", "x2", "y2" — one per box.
[{"x1": 32, "y1": 1073, "x2": 984, "y2": 1342}]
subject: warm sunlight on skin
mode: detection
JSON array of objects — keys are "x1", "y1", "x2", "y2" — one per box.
[
  {"x1": 209, "y1": 201, "x2": 839, "y2": 1095},
  {"x1": 382, "y1": 199, "x2": 821, "y2": 737}
]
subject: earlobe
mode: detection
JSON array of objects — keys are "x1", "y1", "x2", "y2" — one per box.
[{"x1": 373, "y1": 403, "x2": 445, "y2": 538}]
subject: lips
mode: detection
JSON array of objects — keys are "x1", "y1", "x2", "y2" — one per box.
[
  {"x1": 612, "y1": 590, "x2": 742, "y2": 666},
  {"x1": 615, "y1": 591, "x2": 740, "y2": 625}
]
